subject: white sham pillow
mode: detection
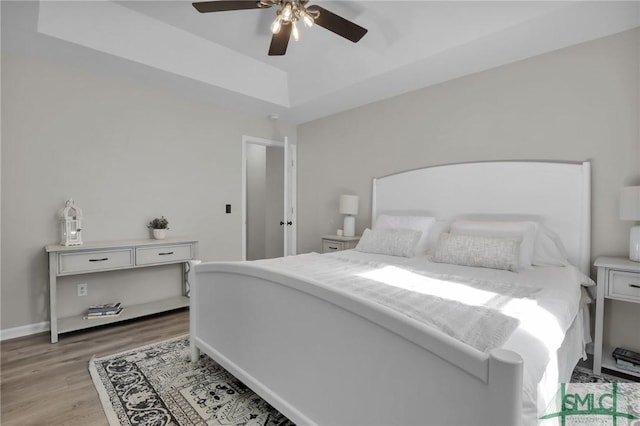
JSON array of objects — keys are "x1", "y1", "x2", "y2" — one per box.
[
  {"x1": 355, "y1": 228, "x2": 422, "y2": 257},
  {"x1": 532, "y1": 225, "x2": 569, "y2": 266},
  {"x1": 449, "y1": 220, "x2": 537, "y2": 270},
  {"x1": 431, "y1": 233, "x2": 521, "y2": 272},
  {"x1": 373, "y1": 215, "x2": 436, "y2": 256},
  {"x1": 425, "y1": 220, "x2": 451, "y2": 253}
]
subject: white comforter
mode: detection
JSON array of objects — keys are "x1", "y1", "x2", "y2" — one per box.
[{"x1": 255, "y1": 250, "x2": 592, "y2": 425}]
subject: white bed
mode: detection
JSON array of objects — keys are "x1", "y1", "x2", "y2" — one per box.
[{"x1": 190, "y1": 161, "x2": 592, "y2": 426}]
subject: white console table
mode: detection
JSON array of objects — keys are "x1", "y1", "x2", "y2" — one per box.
[{"x1": 45, "y1": 238, "x2": 198, "y2": 343}]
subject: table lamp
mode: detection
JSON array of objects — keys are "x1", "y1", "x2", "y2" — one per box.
[
  {"x1": 339, "y1": 195, "x2": 359, "y2": 237},
  {"x1": 620, "y1": 186, "x2": 640, "y2": 261}
]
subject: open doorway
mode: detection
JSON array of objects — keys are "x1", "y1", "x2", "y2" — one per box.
[{"x1": 241, "y1": 136, "x2": 296, "y2": 261}]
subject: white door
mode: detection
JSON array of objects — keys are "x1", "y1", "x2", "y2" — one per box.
[{"x1": 283, "y1": 137, "x2": 297, "y2": 256}]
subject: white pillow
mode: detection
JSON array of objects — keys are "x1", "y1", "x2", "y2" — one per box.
[
  {"x1": 355, "y1": 228, "x2": 422, "y2": 257},
  {"x1": 532, "y1": 225, "x2": 569, "y2": 266},
  {"x1": 431, "y1": 233, "x2": 521, "y2": 272},
  {"x1": 425, "y1": 220, "x2": 451, "y2": 253},
  {"x1": 450, "y1": 220, "x2": 537, "y2": 270},
  {"x1": 373, "y1": 215, "x2": 436, "y2": 256}
]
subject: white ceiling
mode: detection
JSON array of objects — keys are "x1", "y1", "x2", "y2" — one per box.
[{"x1": 3, "y1": 1, "x2": 640, "y2": 124}]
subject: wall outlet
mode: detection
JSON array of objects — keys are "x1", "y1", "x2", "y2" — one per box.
[{"x1": 77, "y1": 283, "x2": 88, "y2": 297}]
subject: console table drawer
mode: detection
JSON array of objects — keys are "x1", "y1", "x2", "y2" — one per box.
[
  {"x1": 58, "y1": 249, "x2": 134, "y2": 274},
  {"x1": 136, "y1": 244, "x2": 193, "y2": 266},
  {"x1": 608, "y1": 270, "x2": 640, "y2": 302}
]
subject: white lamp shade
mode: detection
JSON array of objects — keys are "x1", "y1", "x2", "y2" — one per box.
[
  {"x1": 630, "y1": 226, "x2": 640, "y2": 262},
  {"x1": 620, "y1": 186, "x2": 640, "y2": 220},
  {"x1": 339, "y1": 195, "x2": 359, "y2": 215}
]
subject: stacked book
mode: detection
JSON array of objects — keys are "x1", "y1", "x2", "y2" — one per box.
[
  {"x1": 85, "y1": 302, "x2": 123, "y2": 319},
  {"x1": 612, "y1": 347, "x2": 640, "y2": 375}
]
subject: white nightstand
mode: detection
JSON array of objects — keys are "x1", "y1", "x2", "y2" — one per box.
[
  {"x1": 321, "y1": 235, "x2": 360, "y2": 253},
  {"x1": 593, "y1": 256, "x2": 640, "y2": 378}
]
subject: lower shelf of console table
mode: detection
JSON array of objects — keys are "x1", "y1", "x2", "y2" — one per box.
[
  {"x1": 57, "y1": 295, "x2": 190, "y2": 335},
  {"x1": 46, "y1": 237, "x2": 198, "y2": 343}
]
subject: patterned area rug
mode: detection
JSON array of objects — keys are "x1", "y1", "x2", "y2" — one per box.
[
  {"x1": 571, "y1": 365, "x2": 637, "y2": 383},
  {"x1": 90, "y1": 335, "x2": 638, "y2": 426},
  {"x1": 89, "y1": 336, "x2": 294, "y2": 426}
]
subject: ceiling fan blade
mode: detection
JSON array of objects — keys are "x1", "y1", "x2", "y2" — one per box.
[
  {"x1": 268, "y1": 23, "x2": 292, "y2": 56},
  {"x1": 306, "y1": 5, "x2": 367, "y2": 43},
  {"x1": 193, "y1": 1, "x2": 264, "y2": 13}
]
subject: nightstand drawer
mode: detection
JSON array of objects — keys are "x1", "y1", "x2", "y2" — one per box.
[
  {"x1": 58, "y1": 249, "x2": 134, "y2": 274},
  {"x1": 608, "y1": 270, "x2": 640, "y2": 301},
  {"x1": 135, "y1": 244, "x2": 193, "y2": 266},
  {"x1": 323, "y1": 240, "x2": 345, "y2": 252},
  {"x1": 321, "y1": 236, "x2": 360, "y2": 253}
]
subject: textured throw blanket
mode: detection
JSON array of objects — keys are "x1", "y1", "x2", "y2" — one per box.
[{"x1": 255, "y1": 253, "x2": 541, "y2": 353}]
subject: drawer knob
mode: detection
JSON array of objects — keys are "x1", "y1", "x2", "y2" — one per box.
[
  {"x1": 88, "y1": 257, "x2": 109, "y2": 262},
  {"x1": 629, "y1": 284, "x2": 640, "y2": 289},
  {"x1": 158, "y1": 252, "x2": 174, "y2": 256}
]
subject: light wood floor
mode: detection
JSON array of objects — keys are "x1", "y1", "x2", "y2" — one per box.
[{"x1": 1, "y1": 309, "x2": 189, "y2": 426}]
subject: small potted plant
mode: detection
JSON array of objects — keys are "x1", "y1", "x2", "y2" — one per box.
[{"x1": 148, "y1": 216, "x2": 169, "y2": 239}]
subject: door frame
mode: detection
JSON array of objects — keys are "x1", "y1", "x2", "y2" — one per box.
[{"x1": 241, "y1": 135, "x2": 296, "y2": 261}]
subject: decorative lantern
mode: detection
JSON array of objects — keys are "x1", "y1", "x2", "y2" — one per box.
[{"x1": 59, "y1": 198, "x2": 83, "y2": 246}]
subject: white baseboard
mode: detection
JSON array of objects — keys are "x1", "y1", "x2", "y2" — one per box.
[{"x1": 1, "y1": 321, "x2": 50, "y2": 341}]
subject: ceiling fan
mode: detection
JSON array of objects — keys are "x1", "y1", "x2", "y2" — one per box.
[{"x1": 192, "y1": 1, "x2": 368, "y2": 56}]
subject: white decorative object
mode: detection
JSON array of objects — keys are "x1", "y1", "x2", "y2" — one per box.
[
  {"x1": 373, "y1": 214, "x2": 437, "y2": 256},
  {"x1": 339, "y1": 194, "x2": 358, "y2": 237},
  {"x1": 59, "y1": 199, "x2": 83, "y2": 246},
  {"x1": 153, "y1": 229, "x2": 167, "y2": 240},
  {"x1": 148, "y1": 216, "x2": 170, "y2": 240},
  {"x1": 620, "y1": 186, "x2": 640, "y2": 262},
  {"x1": 354, "y1": 228, "x2": 421, "y2": 257},
  {"x1": 431, "y1": 233, "x2": 521, "y2": 271}
]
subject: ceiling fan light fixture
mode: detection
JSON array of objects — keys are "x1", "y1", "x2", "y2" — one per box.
[
  {"x1": 292, "y1": 20, "x2": 300, "y2": 41},
  {"x1": 299, "y1": 9, "x2": 314, "y2": 27},
  {"x1": 273, "y1": 1, "x2": 316, "y2": 40},
  {"x1": 270, "y1": 15, "x2": 282, "y2": 34},
  {"x1": 281, "y1": 3, "x2": 293, "y2": 21}
]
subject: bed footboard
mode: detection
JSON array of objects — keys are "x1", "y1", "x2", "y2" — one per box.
[{"x1": 190, "y1": 262, "x2": 523, "y2": 426}]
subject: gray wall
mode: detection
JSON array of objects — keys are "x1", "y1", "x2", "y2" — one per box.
[
  {"x1": 297, "y1": 29, "x2": 640, "y2": 351},
  {"x1": 1, "y1": 52, "x2": 296, "y2": 331}
]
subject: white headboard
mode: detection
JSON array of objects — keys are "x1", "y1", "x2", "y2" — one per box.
[{"x1": 372, "y1": 161, "x2": 591, "y2": 274}]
